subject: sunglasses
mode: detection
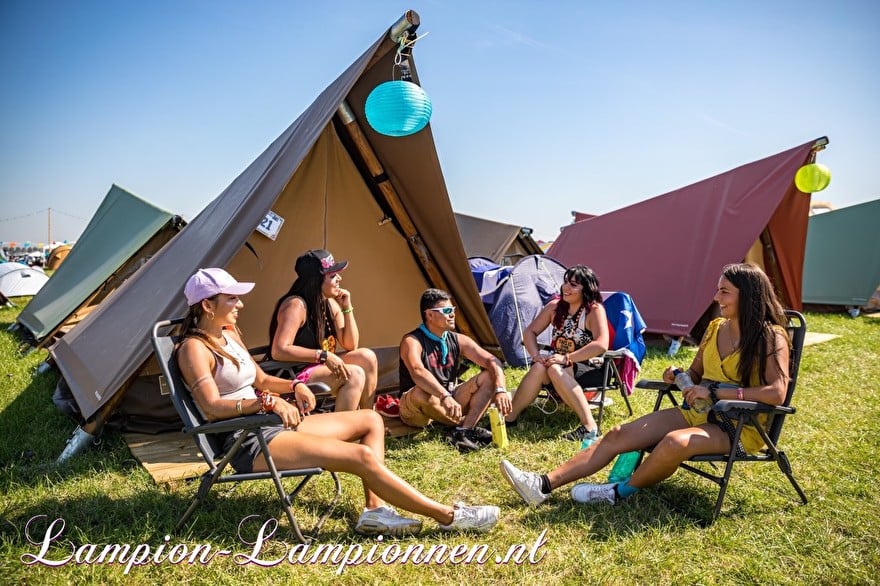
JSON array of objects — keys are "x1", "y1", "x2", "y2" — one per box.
[{"x1": 427, "y1": 306, "x2": 456, "y2": 316}]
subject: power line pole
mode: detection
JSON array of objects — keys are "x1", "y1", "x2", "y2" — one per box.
[{"x1": 48, "y1": 207, "x2": 52, "y2": 244}]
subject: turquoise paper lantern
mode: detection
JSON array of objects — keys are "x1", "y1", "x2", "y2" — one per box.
[
  {"x1": 794, "y1": 163, "x2": 831, "y2": 193},
  {"x1": 364, "y1": 80, "x2": 432, "y2": 137}
]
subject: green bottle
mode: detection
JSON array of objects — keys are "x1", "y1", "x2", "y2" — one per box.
[{"x1": 608, "y1": 451, "x2": 640, "y2": 483}]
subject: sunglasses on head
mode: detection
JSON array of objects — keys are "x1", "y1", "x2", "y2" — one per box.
[{"x1": 427, "y1": 306, "x2": 456, "y2": 316}]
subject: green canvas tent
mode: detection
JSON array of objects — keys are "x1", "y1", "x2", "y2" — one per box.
[
  {"x1": 802, "y1": 198, "x2": 880, "y2": 308},
  {"x1": 16, "y1": 185, "x2": 184, "y2": 348}
]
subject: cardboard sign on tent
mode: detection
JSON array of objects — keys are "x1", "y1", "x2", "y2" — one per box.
[
  {"x1": 802, "y1": 198, "x2": 880, "y2": 309},
  {"x1": 548, "y1": 138, "x2": 826, "y2": 339},
  {"x1": 16, "y1": 185, "x2": 184, "y2": 349},
  {"x1": 454, "y1": 212, "x2": 543, "y2": 266},
  {"x1": 50, "y1": 11, "x2": 498, "y2": 431}
]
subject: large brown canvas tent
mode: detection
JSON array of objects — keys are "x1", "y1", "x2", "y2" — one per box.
[
  {"x1": 454, "y1": 212, "x2": 543, "y2": 265},
  {"x1": 50, "y1": 11, "x2": 497, "y2": 431},
  {"x1": 548, "y1": 138, "x2": 826, "y2": 338}
]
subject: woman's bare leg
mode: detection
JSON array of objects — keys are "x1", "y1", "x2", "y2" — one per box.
[
  {"x1": 341, "y1": 348, "x2": 378, "y2": 409},
  {"x1": 255, "y1": 410, "x2": 454, "y2": 524},
  {"x1": 506, "y1": 364, "x2": 550, "y2": 422},
  {"x1": 546, "y1": 365, "x2": 597, "y2": 430}
]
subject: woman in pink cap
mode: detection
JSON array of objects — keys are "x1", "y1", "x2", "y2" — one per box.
[
  {"x1": 176, "y1": 267, "x2": 500, "y2": 536},
  {"x1": 268, "y1": 249, "x2": 377, "y2": 412}
]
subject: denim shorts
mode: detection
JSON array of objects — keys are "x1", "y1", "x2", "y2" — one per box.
[{"x1": 220, "y1": 425, "x2": 287, "y2": 473}]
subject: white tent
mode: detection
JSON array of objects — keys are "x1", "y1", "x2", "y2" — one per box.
[{"x1": 0, "y1": 263, "x2": 49, "y2": 297}]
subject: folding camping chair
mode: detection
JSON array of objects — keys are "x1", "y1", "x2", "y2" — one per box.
[
  {"x1": 151, "y1": 319, "x2": 342, "y2": 543},
  {"x1": 635, "y1": 310, "x2": 808, "y2": 522},
  {"x1": 538, "y1": 291, "x2": 645, "y2": 433},
  {"x1": 248, "y1": 344, "x2": 336, "y2": 412}
]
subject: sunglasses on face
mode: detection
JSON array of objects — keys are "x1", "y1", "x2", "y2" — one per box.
[{"x1": 427, "y1": 306, "x2": 456, "y2": 316}]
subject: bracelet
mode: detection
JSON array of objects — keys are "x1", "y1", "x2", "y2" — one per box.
[
  {"x1": 708, "y1": 382, "x2": 719, "y2": 403},
  {"x1": 565, "y1": 353, "x2": 572, "y2": 367},
  {"x1": 737, "y1": 387, "x2": 744, "y2": 400},
  {"x1": 441, "y1": 391, "x2": 453, "y2": 401},
  {"x1": 236, "y1": 399, "x2": 243, "y2": 416},
  {"x1": 494, "y1": 387, "x2": 508, "y2": 395},
  {"x1": 260, "y1": 391, "x2": 278, "y2": 413},
  {"x1": 315, "y1": 349, "x2": 321, "y2": 363},
  {"x1": 341, "y1": 306, "x2": 354, "y2": 314}
]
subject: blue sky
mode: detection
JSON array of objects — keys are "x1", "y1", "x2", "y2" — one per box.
[{"x1": 1, "y1": 0, "x2": 877, "y2": 244}]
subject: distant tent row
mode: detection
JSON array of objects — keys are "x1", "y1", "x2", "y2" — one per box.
[
  {"x1": 802, "y1": 198, "x2": 880, "y2": 309},
  {"x1": 550, "y1": 138, "x2": 826, "y2": 339},
  {"x1": 16, "y1": 185, "x2": 184, "y2": 349},
  {"x1": 454, "y1": 212, "x2": 542, "y2": 265},
  {"x1": 49, "y1": 11, "x2": 499, "y2": 430}
]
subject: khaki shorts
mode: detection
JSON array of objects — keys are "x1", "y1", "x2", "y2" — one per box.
[
  {"x1": 398, "y1": 387, "x2": 432, "y2": 428},
  {"x1": 678, "y1": 406, "x2": 766, "y2": 454}
]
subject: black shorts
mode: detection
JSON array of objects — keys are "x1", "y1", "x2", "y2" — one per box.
[
  {"x1": 573, "y1": 361, "x2": 607, "y2": 389},
  {"x1": 220, "y1": 425, "x2": 287, "y2": 473}
]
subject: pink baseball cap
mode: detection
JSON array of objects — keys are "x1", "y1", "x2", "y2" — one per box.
[{"x1": 184, "y1": 268, "x2": 254, "y2": 306}]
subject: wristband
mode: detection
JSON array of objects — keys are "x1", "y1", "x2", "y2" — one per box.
[
  {"x1": 236, "y1": 399, "x2": 243, "y2": 416},
  {"x1": 341, "y1": 306, "x2": 354, "y2": 314},
  {"x1": 319, "y1": 350, "x2": 328, "y2": 364},
  {"x1": 494, "y1": 387, "x2": 508, "y2": 395},
  {"x1": 442, "y1": 391, "x2": 454, "y2": 401},
  {"x1": 737, "y1": 387, "x2": 744, "y2": 401}
]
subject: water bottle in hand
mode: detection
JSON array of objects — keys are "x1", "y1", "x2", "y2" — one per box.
[{"x1": 673, "y1": 368, "x2": 694, "y2": 410}]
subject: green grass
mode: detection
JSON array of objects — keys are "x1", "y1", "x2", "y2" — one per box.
[{"x1": 1, "y1": 299, "x2": 879, "y2": 584}]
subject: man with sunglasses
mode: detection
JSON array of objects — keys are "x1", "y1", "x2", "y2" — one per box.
[{"x1": 398, "y1": 288, "x2": 512, "y2": 453}]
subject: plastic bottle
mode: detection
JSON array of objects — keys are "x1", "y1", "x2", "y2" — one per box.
[
  {"x1": 673, "y1": 368, "x2": 710, "y2": 413},
  {"x1": 488, "y1": 405, "x2": 509, "y2": 449},
  {"x1": 667, "y1": 337, "x2": 682, "y2": 357},
  {"x1": 673, "y1": 368, "x2": 694, "y2": 410},
  {"x1": 608, "y1": 451, "x2": 640, "y2": 483}
]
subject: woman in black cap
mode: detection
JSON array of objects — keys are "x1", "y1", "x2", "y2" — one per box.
[{"x1": 269, "y1": 249, "x2": 377, "y2": 411}]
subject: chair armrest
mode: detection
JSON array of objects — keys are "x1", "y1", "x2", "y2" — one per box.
[
  {"x1": 188, "y1": 413, "x2": 284, "y2": 435},
  {"x1": 636, "y1": 378, "x2": 675, "y2": 391},
  {"x1": 712, "y1": 400, "x2": 795, "y2": 416},
  {"x1": 604, "y1": 349, "x2": 625, "y2": 359}
]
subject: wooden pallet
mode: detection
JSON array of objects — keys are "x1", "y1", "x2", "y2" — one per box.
[{"x1": 124, "y1": 418, "x2": 423, "y2": 484}]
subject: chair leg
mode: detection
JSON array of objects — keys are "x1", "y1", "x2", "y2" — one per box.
[
  {"x1": 174, "y1": 474, "x2": 215, "y2": 532},
  {"x1": 775, "y1": 451, "x2": 808, "y2": 504}
]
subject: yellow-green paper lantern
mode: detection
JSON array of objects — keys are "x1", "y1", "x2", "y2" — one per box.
[{"x1": 795, "y1": 163, "x2": 831, "y2": 193}]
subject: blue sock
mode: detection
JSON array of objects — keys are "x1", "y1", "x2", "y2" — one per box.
[{"x1": 615, "y1": 481, "x2": 639, "y2": 499}]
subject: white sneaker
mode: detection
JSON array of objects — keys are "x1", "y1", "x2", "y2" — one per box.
[
  {"x1": 354, "y1": 505, "x2": 423, "y2": 537},
  {"x1": 570, "y1": 482, "x2": 617, "y2": 505},
  {"x1": 499, "y1": 459, "x2": 548, "y2": 506},
  {"x1": 439, "y1": 502, "x2": 500, "y2": 532}
]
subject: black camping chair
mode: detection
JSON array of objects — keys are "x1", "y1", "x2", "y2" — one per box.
[
  {"x1": 248, "y1": 344, "x2": 336, "y2": 412},
  {"x1": 635, "y1": 310, "x2": 808, "y2": 522},
  {"x1": 151, "y1": 319, "x2": 342, "y2": 543}
]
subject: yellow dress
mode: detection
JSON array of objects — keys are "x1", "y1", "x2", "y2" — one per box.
[{"x1": 679, "y1": 317, "x2": 785, "y2": 453}]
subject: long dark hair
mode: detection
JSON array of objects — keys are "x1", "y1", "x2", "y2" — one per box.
[
  {"x1": 721, "y1": 263, "x2": 788, "y2": 385},
  {"x1": 269, "y1": 273, "x2": 327, "y2": 344},
  {"x1": 181, "y1": 298, "x2": 240, "y2": 370},
  {"x1": 553, "y1": 265, "x2": 602, "y2": 329}
]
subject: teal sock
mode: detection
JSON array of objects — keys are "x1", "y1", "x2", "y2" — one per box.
[{"x1": 615, "y1": 481, "x2": 639, "y2": 499}]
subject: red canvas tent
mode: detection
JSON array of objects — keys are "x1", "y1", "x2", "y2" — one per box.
[{"x1": 548, "y1": 138, "x2": 826, "y2": 338}]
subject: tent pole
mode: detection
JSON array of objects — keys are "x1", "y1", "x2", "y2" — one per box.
[{"x1": 336, "y1": 101, "x2": 477, "y2": 339}]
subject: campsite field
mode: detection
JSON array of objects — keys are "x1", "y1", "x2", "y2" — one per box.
[{"x1": 1, "y1": 300, "x2": 878, "y2": 585}]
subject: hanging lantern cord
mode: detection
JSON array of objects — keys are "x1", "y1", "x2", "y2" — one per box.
[{"x1": 393, "y1": 31, "x2": 429, "y2": 82}]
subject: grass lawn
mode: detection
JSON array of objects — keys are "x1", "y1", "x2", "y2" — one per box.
[{"x1": 1, "y1": 299, "x2": 878, "y2": 585}]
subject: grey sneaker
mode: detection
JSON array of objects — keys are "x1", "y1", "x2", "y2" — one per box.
[
  {"x1": 354, "y1": 505, "x2": 423, "y2": 536},
  {"x1": 439, "y1": 502, "x2": 500, "y2": 533},
  {"x1": 499, "y1": 459, "x2": 548, "y2": 506},
  {"x1": 570, "y1": 482, "x2": 617, "y2": 505},
  {"x1": 562, "y1": 424, "x2": 599, "y2": 442}
]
